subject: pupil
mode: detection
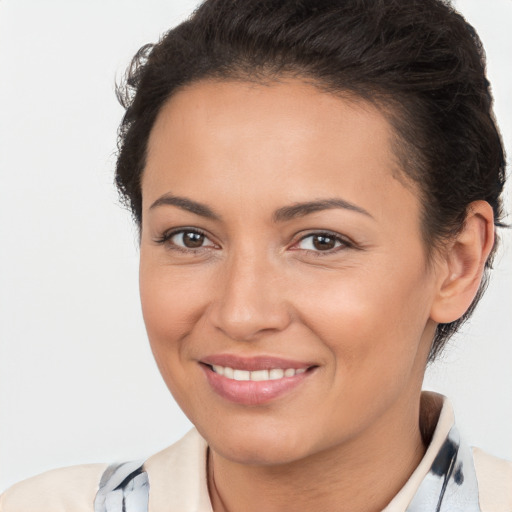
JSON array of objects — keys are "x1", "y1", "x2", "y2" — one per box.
[
  {"x1": 313, "y1": 235, "x2": 335, "y2": 250},
  {"x1": 183, "y1": 232, "x2": 204, "y2": 248}
]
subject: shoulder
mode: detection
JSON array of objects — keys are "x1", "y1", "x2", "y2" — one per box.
[
  {"x1": 0, "y1": 463, "x2": 108, "y2": 512},
  {"x1": 143, "y1": 428, "x2": 212, "y2": 510},
  {"x1": 473, "y1": 447, "x2": 512, "y2": 512},
  {"x1": 0, "y1": 429, "x2": 210, "y2": 512}
]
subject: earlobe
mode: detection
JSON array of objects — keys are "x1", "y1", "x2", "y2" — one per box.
[{"x1": 430, "y1": 201, "x2": 495, "y2": 324}]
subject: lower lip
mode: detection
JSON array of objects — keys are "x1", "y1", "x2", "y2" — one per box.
[{"x1": 202, "y1": 365, "x2": 312, "y2": 405}]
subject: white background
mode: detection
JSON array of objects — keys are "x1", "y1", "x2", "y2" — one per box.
[{"x1": 0, "y1": 0, "x2": 510, "y2": 493}]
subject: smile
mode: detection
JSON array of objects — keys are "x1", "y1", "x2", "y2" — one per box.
[
  {"x1": 201, "y1": 356, "x2": 315, "y2": 405},
  {"x1": 211, "y1": 365, "x2": 307, "y2": 381}
]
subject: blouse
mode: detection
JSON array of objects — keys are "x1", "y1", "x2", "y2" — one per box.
[{"x1": 1, "y1": 393, "x2": 511, "y2": 511}]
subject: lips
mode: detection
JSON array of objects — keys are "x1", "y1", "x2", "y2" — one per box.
[{"x1": 200, "y1": 354, "x2": 316, "y2": 405}]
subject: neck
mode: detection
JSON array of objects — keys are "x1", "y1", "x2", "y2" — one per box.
[{"x1": 208, "y1": 394, "x2": 429, "y2": 512}]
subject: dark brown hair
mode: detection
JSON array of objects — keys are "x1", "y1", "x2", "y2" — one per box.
[{"x1": 115, "y1": 0, "x2": 506, "y2": 360}]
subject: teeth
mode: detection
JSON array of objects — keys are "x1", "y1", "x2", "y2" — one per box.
[
  {"x1": 211, "y1": 365, "x2": 307, "y2": 381},
  {"x1": 251, "y1": 369, "x2": 269, "y2": 381},
  {"x1": 212, "y1": 365, "x2": 224, "y2": 376},
  {"x1": 233, "y1": 369, "x2": 250, "y2": 381},
  {"x1": 269, "y1": 368, "x2": 284, "y2": 380}
]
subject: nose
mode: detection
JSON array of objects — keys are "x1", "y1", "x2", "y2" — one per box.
[{"x1": 207, "y1": 250, "x2": 292, "y2": 342}]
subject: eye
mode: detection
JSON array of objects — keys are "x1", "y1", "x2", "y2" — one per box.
[
  {"x1": 155, "y1": 228, "x2": 217, "y2": 251},
  {"x1": 173, "y1": 230, "x2": 207, "y2": 248},
  {"x1": 294, "y1": 232, "x2": 351, "y2": 252}
]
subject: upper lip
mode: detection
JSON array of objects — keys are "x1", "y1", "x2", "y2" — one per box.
[{"x1": 201, "y1": 354, "x2": 315, "y2": 371}]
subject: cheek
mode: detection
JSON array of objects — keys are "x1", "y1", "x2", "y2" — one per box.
[
  {"x1": 138, "y1": 256, "x2": 209, "y2": 360},
  {"x1": 138, "y1": 262, "x2": 204, "y2": 409},
  {"x1": 292, "y1": 260, "x2": 434, "y2": 369},
  {"x1": 140, "y1": 247, "x2": 209, "y2": 317}
]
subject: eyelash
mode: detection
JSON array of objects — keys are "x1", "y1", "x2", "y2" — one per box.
[
  {"x1": 292, "y1": 231, "x2": 354, "y2": 256},
  {"x1": 154, "y1": 228, "x2": 216, "y2": 254},
  {"x1": 154, "y1": 228, "x2": 355, "y2": 255}
]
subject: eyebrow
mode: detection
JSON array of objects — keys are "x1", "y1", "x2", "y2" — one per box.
[
  {"x1": 149, "y1": 194, "x2": 221, "y2": 220},
  {"x1": 273, "y1": 198, "x2": 373, "y2": 222},
  {"x1": 149, "y1": 194, "x2": 372, "y2": 222}
]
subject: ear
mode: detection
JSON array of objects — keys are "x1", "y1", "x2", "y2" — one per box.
[{"x1": 430, "y1": 201, "x2": 495, "y2": 324}]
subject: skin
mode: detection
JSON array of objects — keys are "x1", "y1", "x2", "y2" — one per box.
[{"x1": 139, "y1": 79, "x2": 494, "y2": 512}]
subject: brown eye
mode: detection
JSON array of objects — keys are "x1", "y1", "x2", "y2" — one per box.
[
  {"x1": 162, "y1": 229, "x2": 215, "y2": 250},
  {"x1": 312, "y1": 234, "x2": 336, "y2": 250},
  {"x1": 182, "y1": 231, "x2": 205, "y2": 248},
  {"x1": 296, "y1": 232, "x2": 348, "y2": 252}
]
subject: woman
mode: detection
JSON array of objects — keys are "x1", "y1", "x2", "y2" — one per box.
[{"x1": 1, "y1": 0, "x2": 510, "y2": 510}]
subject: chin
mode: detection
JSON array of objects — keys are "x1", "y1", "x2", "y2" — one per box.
[{"x1": 200, "y1": 422, "x2": 318, "y2": 466}]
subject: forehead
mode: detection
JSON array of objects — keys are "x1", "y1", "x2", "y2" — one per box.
[
  {"x1": 147, "y1": 79, "x2": 393, "y2": 169},
  {"x1": 143, "y1": 79, "x2": 420, "y2": 225}
]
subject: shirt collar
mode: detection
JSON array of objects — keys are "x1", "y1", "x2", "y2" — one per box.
[
  {"x1": 384, "y1": 392, "x2": 480, "y2": 512},
  {"x1": 141, "y1": 392, "x2": 480, "y2": 512}
]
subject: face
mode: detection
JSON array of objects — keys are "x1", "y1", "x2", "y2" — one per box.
[{"x1": 140, "y1": 79, "x2": 441, "y2": 465}]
